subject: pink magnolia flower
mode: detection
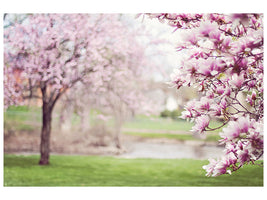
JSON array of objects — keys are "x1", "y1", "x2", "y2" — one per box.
[
  {"x1": 205, "y1": 152, "x2": 237, "y2": 177},
  {"x1": 210, "y1": 104, "x2": 222, "y2": 117},
  {"x1": 212, "y1": 158, "x2": 230, "y2": 176},
  {"x1": 230, "y1": 73, "x2": 244, "y2": 88},
  {"x1": 216, "y1": 86, "x2": 225, "y2": 95},
  {"x1": 238, "y1": 116, "x2": 251, "y2": 133},
  {"x1": 246, "y1": 94, "x2": 253, "y2": 106},
  {"x1": 199, "y1": 22, "x2": 218, "y2": 37},
  {"x1": 180, "y1": 110, "x2": 192, "y2": 119},
  {"x1": 184, "y1": 99, "x2": 198, "y2": 111},
  {"x1": 219, "y1": 98, "x2": 227, "y2": 110},
  {"x1": 247, "y1": 80, "x2": 256, "y2": 89},
  {"x1": 220, "y1": 116, "x2": 252, "y2": 141},
  {"x1": 237, "y1": 58, "x2": 248, "y2": 70},
  {"x1": 206, "y1": 91, "x2": 214, "y2": 99},
  {"x1": 223, "y1": 86, "x2": 231, "y2": 96},
  {"x1": 224, "y1": 142, "x2": 237, "y2": 154},
  {"x1": 221, "y1": 37, "x2": 232, "y2": 52},
  {"x1": 191, "y1": 115, "x2": 210, "y2": 133},
  {"x1": 220, "y1": 121, "x2": 240, "y2": 140},
  {"x1": 231, "y1": 14, "x2": 250, "y2": 26},
  {"x1": 182, "y1": 30, "x2": 199, "y2": 45},
  {"x1": 202, "y1": 158, "x2": 218, "y2": 176},
  {"x1": 249, "y1": 131, "x2": 263, "y2": 150},
  {"x1": 211, "y1": 59, "x2": 227, "y2": 73},
  {"x1": 198, "y1": 97, "x2": 212, "y2": 111},
  {"x1": 236, "y1": 149, "x2": 250, "y2": 166},
  {"x1": 209, "y1": 30, "x2": 221, "y2": 42},
  {"x1": 197, "y1": 60, "x2": 212, "y2": 76}
]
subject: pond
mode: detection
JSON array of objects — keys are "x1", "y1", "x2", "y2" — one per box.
[{"x1": 119, "y1": 141, "x2": 224, "y2": 159}]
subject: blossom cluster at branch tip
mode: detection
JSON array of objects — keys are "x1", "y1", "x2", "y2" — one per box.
[{"x1": 147, "y1": 13, "x2": 264, "y2": 176}]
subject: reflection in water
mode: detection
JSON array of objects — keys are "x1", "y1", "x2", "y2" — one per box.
[
  {"x1": 193, "y1": 146, "x2": 203, "y2": 158},
  {"x1": 119, "y1": 142, "x2": 224, "y2": 159}
]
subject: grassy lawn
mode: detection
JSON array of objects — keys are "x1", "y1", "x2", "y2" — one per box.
[
  {"x1": 4, "y1": 154, "x2": 263, "y2": 186},
  {"x1": 123, "y1": 116, "x2": 223, "y2": 133},
  {"x1": 122, "y1": 116, "x2": 222, "y2": 142},
  {"x1": 123, "y1": 117, "x2": 194, "y2": 131}
]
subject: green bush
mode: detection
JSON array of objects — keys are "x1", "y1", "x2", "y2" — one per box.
[
  {"x1": 160, "y1": 110, "x2": 171, "y2": 118},
  {"x1": 160, "y1": 109, "x2": 182, "y2": 120},
  {"x1": 170, "y1": 109, "x2": 181, "y2": 120}
]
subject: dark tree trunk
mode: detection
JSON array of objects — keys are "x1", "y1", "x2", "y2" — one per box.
[
  {"x1": 38, "y1": 81, "x2": 68, "y2": 165},
  {"x1": 39, "y1": 101, "x2": 53, "y2": 165}
]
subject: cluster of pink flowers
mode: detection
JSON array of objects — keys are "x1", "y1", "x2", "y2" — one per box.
[
  {"x1": 146, "y1": 13, "x2": 263, "y2": 176},
  {"x1": 3, "y1": 66, "x2": 24, "y2": 108},
  {"x1": 204, "y1": 116, "x2": 263, "y2": 176},
  {"x1": 4, "y1": 14, "x2": 149, "y2": 109},
  {"x1": 4, "y1": 14, "x2": 111, "y2": 106}
]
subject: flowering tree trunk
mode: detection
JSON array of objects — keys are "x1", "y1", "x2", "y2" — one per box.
[
  {"x1": 114, "y1": 117, "x2": 122, "y2": 149},
  {"x1": 39, "y1": 85, "x2": 59, "y2": 165},
  {"x1": 39, "y1": 86, "x2": 53, "y2": 165},
  {"x1": 39, "y1": 101, "x2": 53, "y2": 165}
]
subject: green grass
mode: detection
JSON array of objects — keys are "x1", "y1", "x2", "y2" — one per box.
[
  {"x1": 123, "y1": 132, "x2": 221, "y2": 142},
  {"x1": 123, "y1": 117, "x2": 223, "y2": 133},
  {"x1": 122, "y1": 116, "x2": 223, "y2": 142},
  {"x1": 4, "y1": 154, "x2": 263, "y2": 186},
  {"x1": 123, "y1": 118, "x2": 194, "y2": 131},
  {"x1": 4, "y1": 106, "x2": 41, "y2": 131}
]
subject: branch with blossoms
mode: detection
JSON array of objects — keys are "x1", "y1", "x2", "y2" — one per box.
[{"x1": 143, "y1": 13, "x2": 263, "y2": 176}]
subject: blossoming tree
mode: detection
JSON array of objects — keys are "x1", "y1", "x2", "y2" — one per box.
[
  {"x1": 144, "y1": 13, "x2": 263, "y2": 176},
  {"x1": 58, "y1": 33, "x2": 155, "y2": 148},
  {"x1": 4, "y1": 14, "x2": 150, "y2": 165}
]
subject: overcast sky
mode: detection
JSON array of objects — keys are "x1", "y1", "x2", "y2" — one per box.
[{"x1": 132, "y1": 14, "x2": 183, "y2": 82}]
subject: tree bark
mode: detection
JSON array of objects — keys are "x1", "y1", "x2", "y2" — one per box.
[
  {"x1": 114, "y1": 134, "x2": 121, "y2": 149},
  {"x1": 39, "y1": 101, "x2": 53, "y2": 165},
  {"x1": 114, "y1": 117, "x2": 122, "y2": 149},
  {"x1": 38, "y1": 82, "x2": 66, "y2": 165}
]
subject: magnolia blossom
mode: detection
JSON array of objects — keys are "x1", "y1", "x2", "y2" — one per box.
[
  {"x1": 145, "y1": 13, "x2": 264, "y2": 176},
  {"x1": 230, "y1": 73, "x2": 245, "y2": 88},
  {"x1": 202, "y1": 158, "x2": 218, "y2": 176},
  {"x1": 191, "y1": 115, "x2": 210, "y2": 134},
  {"x1": 211, "y1": 152, "x2": 237, "y2": 176},
  {"x1": 219, "y1": 116, "x2": 251, "y2": 141},
  {"x1": 205, "y1": 117, "x2": 263, "y2": 176}
]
